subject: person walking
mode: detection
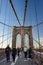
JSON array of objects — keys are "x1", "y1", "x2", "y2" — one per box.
[
  {"x1": 29, "y1": 47, "x2": 32, "y2": 58},
  {"x1": 5, "y1": 45, "x2": 11, "y2": 62},
  {"x1": 17, "y1": 48, "x2": 20, "y2": 57},
  {"x1": 12, "y1": 47, "x2": 17, "y2": 62},
  {"x1": 24, "y1": 46, "x2": 27, "y2": 60}
]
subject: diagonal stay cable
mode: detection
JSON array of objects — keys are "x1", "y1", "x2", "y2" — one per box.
[
  {"x1": 0, "y1": 35, "x2": 11, "y2": 44},
  {"x1": 33, "y1": 38, "x2": 43, "y2": 47},
  {"x1": 23, "y1": 0, "x2": 28, "y2": 26},
  {"x1": 0, "y1": 21, "x2": 11, "y2": 28},
  {"x1": 9, "y1": 0, "x2": 21, "y2": 26},
  {"x1": 0, "y1": 32, "x2": 11, "y2": 38},
  {"x1": 0, "y1": 36, "x2": 12, "y2": 46},
  {"x1": 32, "y1": 21, "x2": 43, "y2": 28}
]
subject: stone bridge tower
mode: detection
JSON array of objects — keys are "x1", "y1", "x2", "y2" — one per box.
[{"x1": 12, "y1": 26, "x2": 33, "y2": 48}]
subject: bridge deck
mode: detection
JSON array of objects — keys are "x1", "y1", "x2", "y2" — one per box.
[{"x1": 0, "y1": 52, "x2": 37, "y2": 65}]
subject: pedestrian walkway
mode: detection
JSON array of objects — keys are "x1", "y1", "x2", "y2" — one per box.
[
  {"x1": 15, "y1": 52, "x2": 37, "y2": 65},
  {"x1": 0, "y1": 52, "x2": 37, "y2": 65}
]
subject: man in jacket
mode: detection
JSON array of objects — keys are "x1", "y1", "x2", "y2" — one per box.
[
  {"x1": 12, "y1": 47, "x2": 17, "y2": 62},
  {"x1": 5, "y1": 45, "x2": 11, "y2": 62}
]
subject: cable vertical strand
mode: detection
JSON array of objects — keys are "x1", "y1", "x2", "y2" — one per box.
[
  {"x1": 23, "y1": 0, "x2": 28, "y2": 26},
  {"x1": 29, "y1": 0, "x2": 32, "y2": 26},
  {"x1": 0, "y1": 0, "x2": 2, "y2": 14},
  {"x1": 34, "y1": 0, "x2": 41, "y2": 65},
  {"x1": 1, "y1": 0, "x2": 8, "y2": 48}
]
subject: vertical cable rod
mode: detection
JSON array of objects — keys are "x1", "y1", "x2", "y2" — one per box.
[
  {"x1": 34, "y1": 0, "x2": 41, "y2": 65},
  {"x1": 29, "y1": 0, "x2": 32, "y2": 26},
  {"x1": 23, "y1": 0, "x2": 28, "y2": 26},
  {"x1": 1, "y1": 0, "x2": 7, "y2": 48},
  {"x1": 0, "y1": 0, "x2": 2, "y2": 14}
]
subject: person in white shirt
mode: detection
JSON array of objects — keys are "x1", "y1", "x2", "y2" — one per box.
[{"x1": 24, "y1": 46, "x2": 27, "y2": 59}]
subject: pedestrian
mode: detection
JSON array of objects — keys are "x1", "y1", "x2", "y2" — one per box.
[
  {"x1": 27, "y1": 48, "x2": 29, "y2": 58},
  {"x1": 29, "y1": 47, "x2": 32, "y2": 58},
  {"x1": 5, "y1": 45, "x2": 11, "y2": 62},
  {"x1": 12, "y1": 47, "x2": 17, "y2": 62},
  {"x1": 24, "y1": 46, "x2": 27, "y2": 60},
  {"x1": 17, "y1": 48, "x2": 20, "y2": 57}
]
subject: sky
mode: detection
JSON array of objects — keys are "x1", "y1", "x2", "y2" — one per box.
[{"x1": 0, "y1": 0, "x2": 43, "y2": 48}]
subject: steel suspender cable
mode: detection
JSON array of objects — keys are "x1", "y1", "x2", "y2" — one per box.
[
  {"x1": 29, "y1": 0, "x2": 32, "y2": 26},
  {"x1": 34, "y1": 0, "x2": 40, "y2": 47},
  {"x1": 7, "y1": 3, "x2": 10, "y2": 46},
  {"x1": 7, "y1": 5, "x2": 11, "y2": 46},
  {"x1": 0, "y1": 35, "x2": 11, "y2": 44},
  {"x1": 1, "y1": 0, "x2": 7, "y2": 48},
  {"x1": 9, "y1": 31, "x2": 12, "y2": 47},
  {"x1": 9, "y1": 0, "x2": 21, "y2": 26},
  {"x1": 8, "y1": 4, "x2": 12, "y2": 47},
  {"x1": 7, "y1": 28, "x2": 11, "y2": 46},
  {"x1": 23, "y1": 0, "x2": 28, "y2": 26},
  {"x1": 34, "y1": 0, "x2": 41, "y2": 65},
  {"x1": 8, "y1": 30, "x2": 11, "y2": 46},
  {"x1": 29, "y1": 1, "x2": 33, "y2": 49},
  {"x1": 0, "y1": 0, "x2": 2, "y2": 14},
  {"x1": 0, "y1": 33, "x2": 11, "y2": 38},
  {"x1": 7, "y1": 27, "x2": 9, "y2": 45},
  {"x1": 33, "y1": 38, "x2": 43, "y2": 47}
]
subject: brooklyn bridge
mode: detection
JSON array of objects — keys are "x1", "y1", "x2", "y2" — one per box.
[{"x1": 0, "y1": 0, "x2": 43, "y2": 65}]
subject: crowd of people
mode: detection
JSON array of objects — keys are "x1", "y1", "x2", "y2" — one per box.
[{"x1": 5, "y1": 45, "x2": 33, "y2": 63}]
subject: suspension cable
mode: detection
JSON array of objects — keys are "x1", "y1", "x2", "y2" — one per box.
[
  {"x1": 7, "y1": 27, "x2": 9, "y2": 45},
  {"x1": 7, "y1": 4, "x2": 12, "y2": 46},
  {"x1": 0, "y1": 0, "x2": 2, "y2": 14},
  {"x1": 32, "y1": 21, "x2": 43, "y2": 28},
  {"x1": 0, "y1": 34, "x2": 11, "y2": 47},
  {"x1": 8, "y1": 30, "x2": 11, "y2": 46},
  {"x1": 0, "y1": 32, "x2": 11, "y2": 38},
  {"x1": 0, "y1": 21, "x2": 11, "y2": 27},
  {"x1": 34, "y1": 0, "x2": 41, "y2": 64},
  {"x1": 9, "y1": 0, "x2": 21, "y2": 26},
  {"x1": 23, "y1": 0, "x2": 28, "y2": 26},
  {"x1": 29, "y1": 0, "x2": 32, "y2": 26},
  {"x1": 9, "y1": 31, "x2": 12, "y2": 45},
  {"x1": 1, "y1": 0, "x2": 7, "y2": 48},
  {"x1": 33, "y1": 37, "x2": 43, "y2": 47},
  {"x1": 0, "y1": 35, "x2": 11, "y2": 44},
  {"x1": 34, "y1": 0, "x2": 40, "y2": 47},
  {"x1": 7, "y1": 3, "x2": 10, "y2": 46}
]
